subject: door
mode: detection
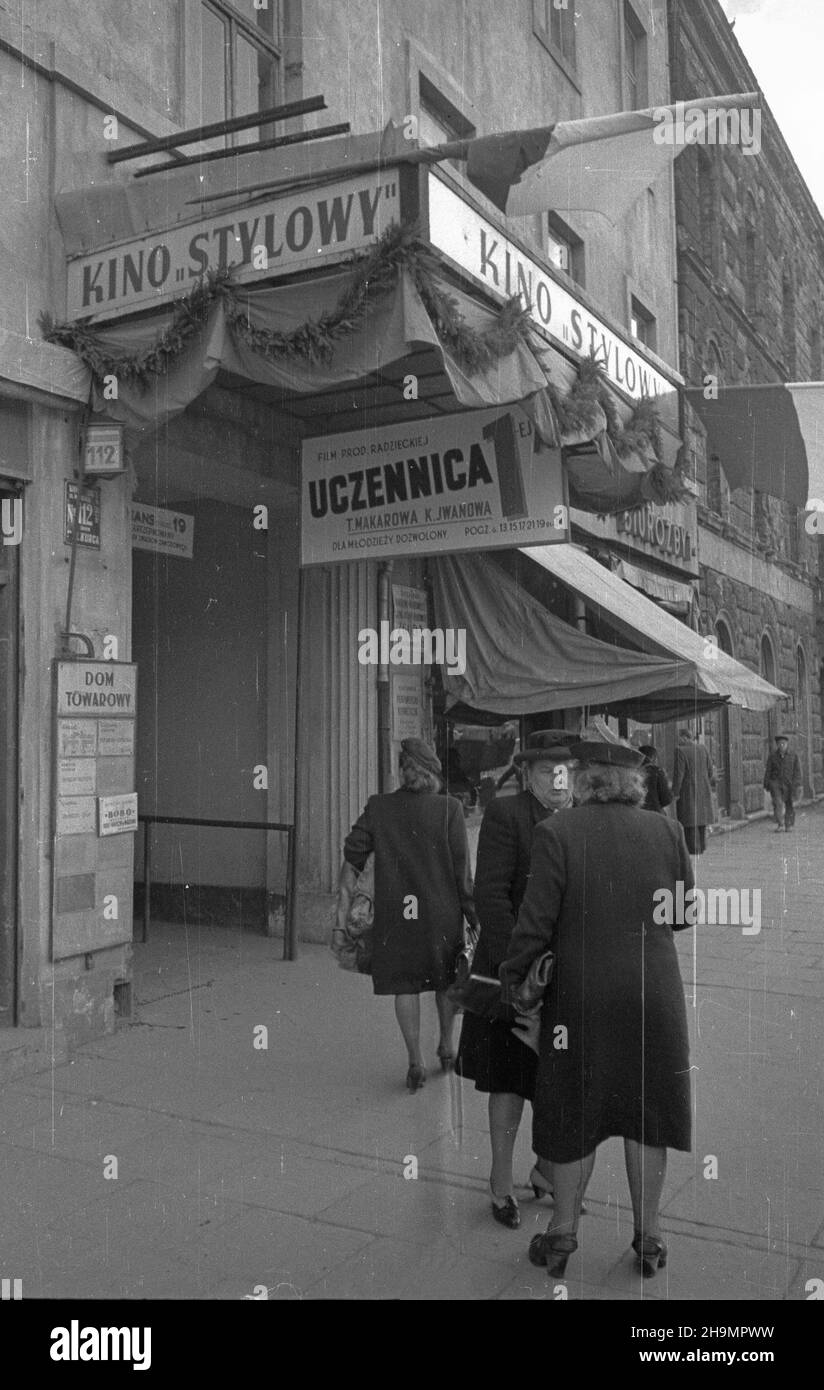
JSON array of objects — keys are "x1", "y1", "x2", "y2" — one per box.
[{"x1": 0, "y1": 484, "x2": 20, "y2": 1025}]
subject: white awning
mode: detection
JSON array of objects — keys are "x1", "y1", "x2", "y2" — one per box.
[
  {"x1": 611, "y1": 557, "x2": 696, "y2": 608},
  {"x1": 522, "y1": 543, "x2": 787, "y2": 712}
]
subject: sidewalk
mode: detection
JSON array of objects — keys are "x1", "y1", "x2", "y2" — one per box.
[{"x1": 0, "y1": 804, "x2": 822, "y2": 1300}]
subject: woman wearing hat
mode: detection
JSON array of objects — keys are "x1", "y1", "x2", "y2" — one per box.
[
  {"x1": 457, "y1": 730, "x2": 575, "y2": 1230},
  {"x1": 342, "y1": 738, "x2": 477, "y2": 1092},
  {"x1": 501, "y1": 739, "x2": 694, "y2": 1279}
]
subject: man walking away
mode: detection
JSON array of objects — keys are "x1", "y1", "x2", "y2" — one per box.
[
  {"x1": 763, "y1": 734, "x2": 802, "y2": 833},
  {"x1": 671, "y1": 728, "x2": 716, "y2": 862}
]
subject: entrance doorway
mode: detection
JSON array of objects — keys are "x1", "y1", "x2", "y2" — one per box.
[{"x1": 0, "y1": 483, "x2": 19, "y2": 1026}]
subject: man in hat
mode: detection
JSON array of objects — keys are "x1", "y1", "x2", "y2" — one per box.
[
  {"x1": 457, "y1": 729, "x2": 576, "y2": 1227},
  {"x1": 763, "y1": 734, "x2": 802, "y2": 832},
  {"x1": 671, "y1": 728, "x2": 716, "y2": 860}
]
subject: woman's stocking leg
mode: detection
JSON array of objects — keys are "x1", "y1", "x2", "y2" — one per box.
[
  {"x1": 624, "y1": 1139, "x2": 667, "y2": 1240},
  {"x1": 435, "y1": 990, "x2": 458, "y2": 1054},
  {"x1": 489, "y1": 1092, "x2": 524, "y2": 1199},
  {"x1": 548, "y1": 1151, "x2": 596, "y2": 1236},
  {"x1": 394, "y1": 994, "x2": 422, "y2": 1067}
]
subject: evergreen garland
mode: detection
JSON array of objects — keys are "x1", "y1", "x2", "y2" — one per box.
[{"x1": 39, "y1": 221, "x2": 532, "y2": 387}]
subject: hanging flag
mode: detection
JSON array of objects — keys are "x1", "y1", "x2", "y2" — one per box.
[
  {"x1": 685, "y1": 382, "x2": 824, "y2": 511},
  {"x1": 432, "y1": 94, "x2": 759, "y2": 220}
]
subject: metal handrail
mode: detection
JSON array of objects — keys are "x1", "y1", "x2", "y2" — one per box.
[{"x1": 137, "y1": 813, "x2": 297, "y2": 961}]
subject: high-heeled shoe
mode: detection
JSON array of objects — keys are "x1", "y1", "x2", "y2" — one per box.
[
  {"x1": 406, "y1": 1064, "x2": 426, "y2": 1092},
  {"x1": 632, "y1": 1233, "x2": 667, "y2": 1278},
  {"x1": 528, "y1": 1232, "x2": 578, "y2": 1277},
  {"x1": 529, "y1": 1165, "x2": 554, "y2": 1200},
  {"x1": 436, "y1": 1045, "x2": 456, "y2": 1072},
  {"x1": 489, "y1": 1184, "x2": 521, "y2": 1229}
]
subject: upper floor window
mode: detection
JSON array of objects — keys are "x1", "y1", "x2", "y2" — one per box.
[
  {"x1": 417, "y1": 73, "x2": 475, "y2": 148},
  {"x1": 546, "y1": 212, "x2": 585, "y2": 286},
  {"x1": 630, "y1": 294, "x2": 656, "y2": 351},
  {"x1": 697, "y1": 148, "x2": 718, "y2": 274},
  {"x1": 623, "y1": 1, "x2": 648, "y2": 109},
  {"x1": 533, "y1": 0, "x2": 577, "y2": 79},
  {"x1": 782, "y1": 274, "x2": 797, "y2": 377},
  {"x1": 200, "y1": 1, "x2": 280, "y2": 146},
  {"x1": 742, "y1": 194, "x2": 758, "y2": 317}
]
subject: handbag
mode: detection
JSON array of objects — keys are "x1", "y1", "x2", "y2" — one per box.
[
  {"x1": 445, "y1": 922, "x2": 506, "y2": 1019},
  {"x1": 511, "y1": 947, "x2": 555, "y2": 1012},
  {"x1": 509, "y1": 948, "x2": 555, "y2": 1055},
  {"x1": 331, "y1": 853, "x2": 374, "y2": 974}
]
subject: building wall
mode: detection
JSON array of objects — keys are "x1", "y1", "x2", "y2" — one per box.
[
  {"x1": 0, "y1": 0, "x2": 683, "y2": 1042},
  {"x1": 670, "y1": 0, "x2": 824, "y2": 814},
  {"x1": 303, "y1": 0, "x2": 678, "y2": 369}
]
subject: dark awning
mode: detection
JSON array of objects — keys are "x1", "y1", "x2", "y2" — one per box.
[{"x1": 429, "y1": 550, "x2": 726, "y2": 723}]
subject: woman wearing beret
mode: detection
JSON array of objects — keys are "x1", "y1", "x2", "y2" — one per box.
[
  {"x1": 457, "y1": 730, "x2": 574, "y2": 1230},
  {"x1": 501, "y1": 739, "x2": 694, "y2": 1279},
  {"x1": 342, "y1": 738, "x2": 477, "y2": 1092}
]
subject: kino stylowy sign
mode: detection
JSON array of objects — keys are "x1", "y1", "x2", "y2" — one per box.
[
  {"x1": 67, "y1": 169, "x2": 400, "y2": 320},
  {"x1": 300, "y1": 405, "x2": 567, "y2": 566},
  {"x1": 428, "y1": 175, "x2": 676, "y2": 403}
]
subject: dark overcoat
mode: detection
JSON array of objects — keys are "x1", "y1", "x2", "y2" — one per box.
[
  {"x1": 343, "y1": 788, "x2": 476, "y2": 995},
  {"x1": 764, "y1": 749, "x2": 802, "y2": 791},
  {"x1": 671, "y1": 739, "x2": 716, "y2": 828},
  {"x1": 502, "y1": 803, "x2": 694, "y2": 1162},
  {"x1": 472, "y1": 790, "x2": 552, "y2": 975},
  {"x1": 642, "y1": 764, "x2": 673, "y2": 814},
  {"x1": 457, "y1": 790, "x2": 551, "y2": 1099}
]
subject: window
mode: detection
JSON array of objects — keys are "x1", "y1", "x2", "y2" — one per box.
[
  {"x1": 200, "y1": 1, "x2": 280, "y2": 146},
  {"x1": 546, "y1": 212, "x2": 585, "y2": 285},
  {"x1": 417, "y1": 73, "x2": 475, "y2": 148},
  {"x1": 630, "y1": 295, "x2": 656, "y2": 351},
  {"x1": 697, "y1": 149, "x2": 718, "y2": 273},
  {"x1": 782, "y1": 274, "x2": 797, "y2": 376},
  {"x1": 623, "y1": 2, "x2": 648, "y2": 109},
  {"x1": 533, "y1": 0, "x2": 577, "y2": 76}
]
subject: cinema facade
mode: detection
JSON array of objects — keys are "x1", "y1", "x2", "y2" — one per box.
[{"x1": 2, "y1": 128, "x2": 783, "y2": 1049}]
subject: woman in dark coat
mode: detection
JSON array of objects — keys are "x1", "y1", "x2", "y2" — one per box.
[
  {"x1": 671, "y1": 727, "x2": 716, "y2": 855},
  {"x1": 342, "y1": 738, "x2": 476, "y2": 1092},
  {"x1": 640, "y1": 744, "x2": 673, "y2": 813},
  {"x1": 501, "y1": 740, "x2": 694, "y2": 1280},
  {"x1": 457, "y1": 729, "x2": 574, "y2": 1229}
]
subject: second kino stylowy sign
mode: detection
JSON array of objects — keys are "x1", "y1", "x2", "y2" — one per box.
[{"x1": 300, "y1": 405, "x2": 567, "y2": 565}]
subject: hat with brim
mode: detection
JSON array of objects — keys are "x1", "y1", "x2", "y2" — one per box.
[
  {"x1": 570, "y1": 740, "x2": 645, "y2": 768},
  {"x1": 513, "y1": 729, "x2": 575, "y2": 765},
  {"x1": 775, "y1": 734, "x2": 790, "y2": 742}
]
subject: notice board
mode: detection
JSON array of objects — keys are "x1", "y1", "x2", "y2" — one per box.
[{"x1": 51, "y1": 660, "x2": 137, "y2": 960}]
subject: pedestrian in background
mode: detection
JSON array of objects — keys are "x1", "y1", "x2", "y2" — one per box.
[
  {"x1": 639, "y1": 744, "x2": 673, "y2": 814},
  {"x1": 457, "y1": 730, "x2": 574, "y2": 1230},
  {"x1": 671, "y1": 727, "x2": 716, "y2": 858},
  {"x1": 763, "y1": 733, "x2": 802, "y2": 833},
  {"x1": 341, "y1": 738, "x2": 477, "y2": 1092},
  {"x1": 501, "y1": 739, "x2": 694, "y2": 1281}
]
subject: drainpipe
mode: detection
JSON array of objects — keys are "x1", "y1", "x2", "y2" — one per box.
[{"x1": 378, "y1": 562, "x2": 393, "y2": 792}]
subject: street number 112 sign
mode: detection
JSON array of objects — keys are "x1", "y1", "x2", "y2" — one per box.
[{"x1": 84, "y1": 423, "x2": 124, "y2": 476}]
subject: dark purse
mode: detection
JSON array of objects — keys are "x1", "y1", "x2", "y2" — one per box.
[
  {"x1": 510, "y1": 948, "x2": 555, "y2": 1012},
  {"x1": 446, "y1": 923, "x2": 507, "y2": 1019}
]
